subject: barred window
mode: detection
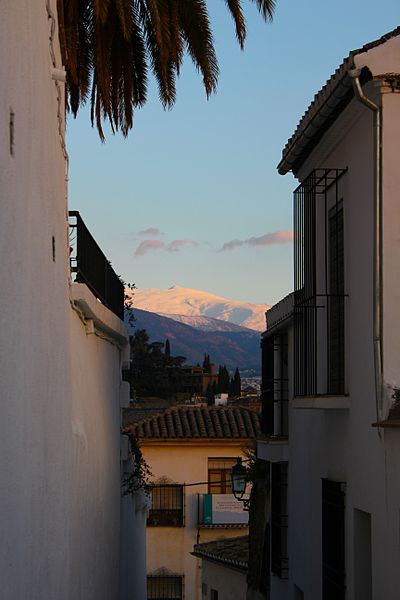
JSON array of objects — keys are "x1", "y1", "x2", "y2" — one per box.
[
  {"x1": 271, "y1": 462, "x2": 288, "y2": 579},
  {"x1": 147, "y1": 485, "x2": 184, "y2": 527},
  {"x1": 147, "y1": 575, "x2": 183, "y2": 599}
]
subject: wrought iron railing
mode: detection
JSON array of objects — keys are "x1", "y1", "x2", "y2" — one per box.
[
  {"x1": 293, "y1": 169, "x2": 347, "y2": 396},
  {"x1": 69, "y1": 211, "x2": 124, "y2": 320},
  {"x1": 271, "y1": 462, "x2": 288, "y2": 579},
  {"x1": 261, "y1": 333, "x2": 289, "y2": 437},
  {"x1": 147, "y1": 484, "x2": 184, "y2": 527},
  {"x1": 147, "y1": 575, "x2": 183, "y2": 599}
]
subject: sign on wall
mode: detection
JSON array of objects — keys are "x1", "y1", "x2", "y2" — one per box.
[{"x1": 203, "y1": 494, "x2": 249, "y2": 525}]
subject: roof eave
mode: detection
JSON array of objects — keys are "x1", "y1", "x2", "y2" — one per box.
[{"x1": 277, "y1": 58, "x2": 357, "y2": 176}]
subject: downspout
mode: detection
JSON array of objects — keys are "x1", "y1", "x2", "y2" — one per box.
[{"x1": 348, "y1": 68, "x2": 383, "y2": 433}]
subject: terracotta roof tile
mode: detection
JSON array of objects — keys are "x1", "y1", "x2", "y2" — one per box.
[
  {"x1": 192, "y1": 536, "x2": 248, "y2": 572},
  {"x1": 124, "y1": 405, "x2": 260, "y2": 440}
]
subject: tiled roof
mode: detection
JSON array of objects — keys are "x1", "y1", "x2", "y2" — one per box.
[
  {"x1": 192, "y1": 536, "x2": 248, "y2": 572},
  {"x1": 278, "y1": 27, "x2": 400, "y2": 176},
  {"x1": 124, "y1": 405, "x2": 261, "y2": 440}
]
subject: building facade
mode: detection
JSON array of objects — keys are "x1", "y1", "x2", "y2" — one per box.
[
  {"x1": 258, "y1": 28, "x2": 400, "y2": 600},
  {"x1": 125, "y1": 405, "x2": 260, "y2": 600},
  {"x1": 192, "y1": 535, "x2": 248, "y2": 600},
  {"x1": 0, "y1": 3, "x2": 146, "y2": 598}
]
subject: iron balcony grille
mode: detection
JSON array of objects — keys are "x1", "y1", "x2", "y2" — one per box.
[
  {"x1": 147, "y1": 575, "x2": 183, "y2": 599},
  {"x1": 147, "y1": 484, "x2": 184, "y2": 527},
  {"x1": 261, "y1": 333, "x2": 289, "y2": 437},
  {"x1": 69, "y1": 211, "x2": 124, "y2": 320},
  {"x1": 293, "y1": 169, "x2": 347, "y2": 396},
  {"x1": 271, "y1": 462, "x2": 288, "y2": 579}
]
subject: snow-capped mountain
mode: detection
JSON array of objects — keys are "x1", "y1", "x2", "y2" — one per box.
[{"x1": 127, "y1": 285, "x2": 269, "y2": 331}]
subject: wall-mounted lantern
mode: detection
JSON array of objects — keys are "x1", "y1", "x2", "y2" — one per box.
[{"x1": 231, "y1": 457, "x2": 249, "y2": 510}]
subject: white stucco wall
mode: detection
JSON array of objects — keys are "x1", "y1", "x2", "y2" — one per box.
[
  {"x1": 0, "y1": 3, "x2": 144, "y2": 598},
  {"x1": 200, "y1": 560, "x2": 247, "y2": 600},
  {"x1": 267, "y1": 58, "x2": 400, "y2": 600}
]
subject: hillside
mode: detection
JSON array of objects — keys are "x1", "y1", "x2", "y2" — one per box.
[{"x1": 128, "y1": 308, "x2": 261, "y2": 371}]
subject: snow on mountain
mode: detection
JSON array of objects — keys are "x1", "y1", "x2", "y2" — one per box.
[
  {"x1": 157, "y1": 313, "x2": 255, "y2": 333},
  {"x1": 128, "y1": 285, "x2": 269, "y2": 331}
]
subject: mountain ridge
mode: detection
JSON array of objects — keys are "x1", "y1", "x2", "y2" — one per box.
[
  {"x1": 127, "y1": 285, "x2": 268, "y2": 331},
  {"x1": 128, "y1": 308, "x2": 261, "y2": 371}
]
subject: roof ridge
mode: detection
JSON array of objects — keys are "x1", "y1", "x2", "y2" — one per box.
[{"x1": 124, "y1": 404, "x2": 261, "y2": 440}]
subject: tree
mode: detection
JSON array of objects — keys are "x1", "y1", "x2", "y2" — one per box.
[
  {"x1": 165, "y1": 338, "x2": 171, "y2": 362},
  {"x1": 57, "y1": 0, "x2": 275, "y2": 140},
  {"x1": 233, "y1": 367, "x2": 241, "y2": 397},
  {"x1": 217, "y1": 365, "x2": 230, "y2": 394}
]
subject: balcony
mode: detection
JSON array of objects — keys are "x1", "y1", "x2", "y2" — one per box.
[
  {"x1": 293, "y1": 169, "x2": 347, "y2": 398},
  {"x1": 69, "y1": 211, "x2": 124, "y2": 320}
]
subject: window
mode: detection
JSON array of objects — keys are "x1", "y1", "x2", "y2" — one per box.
[
  {"x1": 147, "y1": 485, "x2": 184, "y2": 527},
  {"x1": 261, "y1": 335, "x2": 274, "y2": 436},
  {"x1": 293, "y1": 169, "x2": 347, "y2": 396},
  {"x1": 322, "y1": 479, "x2": 345, "y2": 599},
  {"x1": 261, "y1": 333, "x2": 289, "y2": 437},
  {"x1": 147, "y1": 575, "x2": 183, "y2": 599},
  {"x1": 211, "y1": 590, "x2": 219, "y2": 600},
  {"x1": 271, "y1": 462, "x2": 288, "y2": 579},
  {"x1": 208, "y1": 458, "x2": 237, "y2": 494},
  {"x1": 328, "y1": 201, "x2": 345, "y2": 394}
]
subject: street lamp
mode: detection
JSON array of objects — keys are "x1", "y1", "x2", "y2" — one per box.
[{"x1": 231, "y1": 457, "x2": 247, "y2": 501}]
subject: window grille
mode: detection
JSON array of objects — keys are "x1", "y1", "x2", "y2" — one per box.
[
  {"x1": 208, "y1": 458, "x2": 237, "y2": 494},
  {"x1": 261, "y1": 333, "x2": 288, "y2": 437},
  {"x1": 147, "y1": 485, "x2": 184, "y2": 527},
  {"x1": 271, "y1": 462, "x2": 288, "y2": 579},
  {"x1": 293, "y1": 169, "x2": 347, "y2": 396},
  {"x1": 322, "y1": 479, "x2": 345, "y2": 599},
  {"x1": 147, "y1": 575, "x2": 183, "y2": 599},
  {"x1": 261, "y1": 335, "x2": 274, "y2": 436}
]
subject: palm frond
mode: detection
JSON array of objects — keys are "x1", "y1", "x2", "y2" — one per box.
[
  {"x1": 224, "y1": 0, "x2": 246, "y2": 49},
  {"x1": 59, "y1": 0, "x2": 275, "y2": 139}
]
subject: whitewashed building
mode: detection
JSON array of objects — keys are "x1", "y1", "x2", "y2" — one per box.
[
  {"x1": 0, "y1": 2, "x2": 146, "y2": 599},
  {"x1": 257, "y1": 28, "x2": 400, "y2": 600}
]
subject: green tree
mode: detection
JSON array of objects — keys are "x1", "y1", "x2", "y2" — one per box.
[
  {"x1": 218, "y1": 365, "x2": 230, "y2": 394},
  {"x1": 233, "y1": 367, "x2": 242, "y2": 397},
  {"x1": 165, "y1": 338, "x2": 171, "y2": 362},
  {"x1": 57, "y1": 0, "x2": 275, "y2": 140}
]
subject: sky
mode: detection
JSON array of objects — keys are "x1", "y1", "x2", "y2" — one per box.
[{"x1": 67, "y1": 0, "x2": 399, "y2": 306}]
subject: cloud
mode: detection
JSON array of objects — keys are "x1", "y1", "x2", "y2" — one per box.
[
  {"x1": 218, "y1": 230, "x2": 294, "y2": 252},
  {"x1": 134, "y1": 240, "x2": 165, "y2": 256},
  {"x1": 167, "y1": 239, "x2": 198, "y2": 253},
  {"x1": 134, "y1": 238, "x2": 198, "y2": 257},
  {"x1": 137, "y1": 227, "x2": 164, "y2": 237}
]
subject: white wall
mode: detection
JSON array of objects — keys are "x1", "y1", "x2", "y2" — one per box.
[
  {"x1": 201, "y1": 560, "x2": 247, "y2": 600},
  {"x1": 0, "y1": 3, "x2": 143, "y2": 598},
  {"x1": 271, "y1": 77, "x2": 400, "y2": 600}
]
